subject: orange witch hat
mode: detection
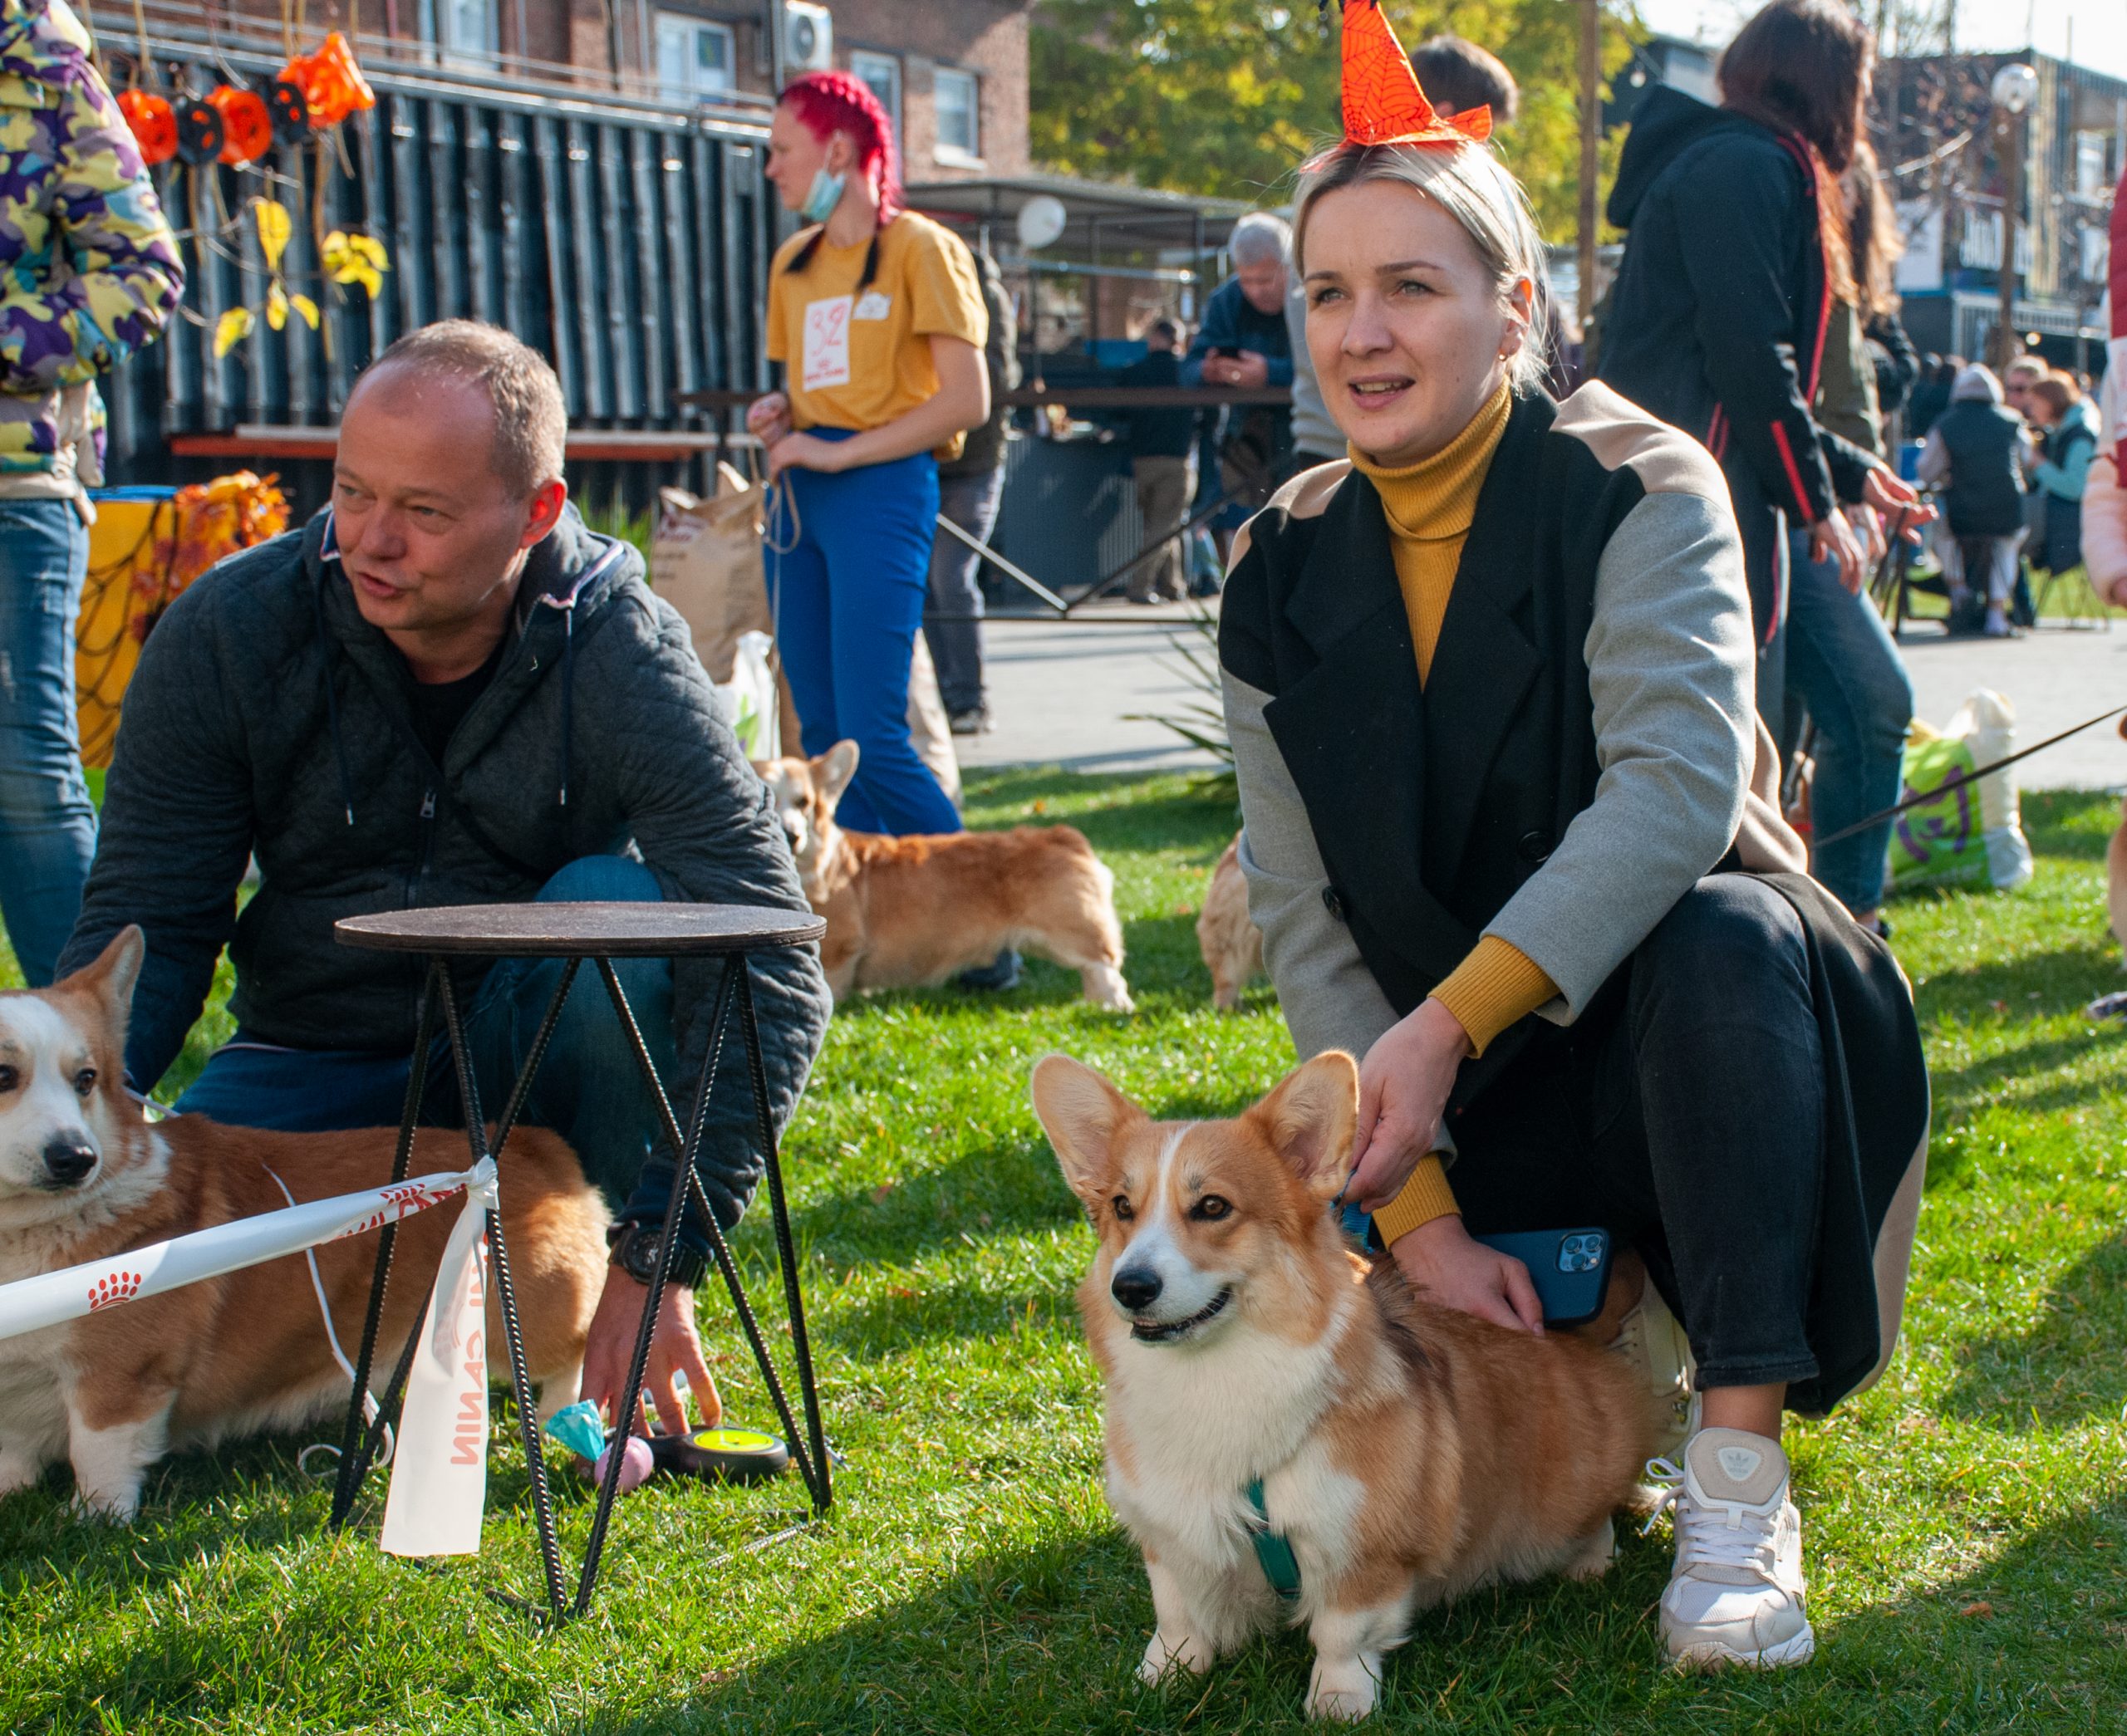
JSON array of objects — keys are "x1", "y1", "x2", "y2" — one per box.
[{"x1": 1338, "y1": 0, "x2": 1492, "y2": 148}]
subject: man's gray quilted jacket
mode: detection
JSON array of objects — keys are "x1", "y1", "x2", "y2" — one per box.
[{"x1": 59, "y1": 505, "x2": 831, "y2": 1230}]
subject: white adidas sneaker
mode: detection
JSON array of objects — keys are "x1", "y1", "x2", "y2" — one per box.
[
  {"x1": 1609, "y1": 1281, "x2": 1697, "y2": 1459},
  {"x1": 1645, "y1": 1427, "x2": 1815, "y2": 1670}
]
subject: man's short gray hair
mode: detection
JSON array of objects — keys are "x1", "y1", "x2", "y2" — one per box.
[
  {"x1": 361, "y1": 320, "x2": 567, "y2": 499},
  {"x1": 1230, "y1": 211, "x2": 1293, "y2": 268}
]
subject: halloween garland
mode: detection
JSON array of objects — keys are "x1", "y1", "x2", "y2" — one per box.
[{"x1": 111, "y1": 0, "x2": 390, "y2": 360}]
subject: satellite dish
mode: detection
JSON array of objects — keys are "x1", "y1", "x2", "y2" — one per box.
[
  {"x1": 1991, "y1": 62, "x2": 2039, "y2": 115},
  {"x1": 1017, "y1": 194, "x2": 1068, "y2": 253}
]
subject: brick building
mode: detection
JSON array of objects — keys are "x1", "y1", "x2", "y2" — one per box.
[
  {"x1": 641, "y1": 0, "x2": 1034, "y2": 180},
  {"x1": 239, "y1": 0, "x2": 1033, "y2": 179}
]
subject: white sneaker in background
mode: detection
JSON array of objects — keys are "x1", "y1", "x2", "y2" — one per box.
[
  {"x1": 1609, "y1": 1281, "x2": 1698, "y2": 1459},
  {"x1": 1644, "y1": 1427, "x2": 1815, "y2": 1670}
]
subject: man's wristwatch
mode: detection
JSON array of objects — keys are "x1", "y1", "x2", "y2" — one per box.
[{"x1": 607, "y1": 1221, "x2": 709, "y2": 1291}]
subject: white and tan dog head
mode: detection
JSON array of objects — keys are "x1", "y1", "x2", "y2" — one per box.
[
  {"x1": 0, "y1": 926, "x2": 150, "y2": 1230},
  {"x1": 754, "y1": 740, "x2": 860, "y2": 898},
  {"x1": 1030, "y1": 1052, "x2": 1360, "y2": 1349}
]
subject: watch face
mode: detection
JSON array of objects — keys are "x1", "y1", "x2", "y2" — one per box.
[{"x1": 624, "y1": 1229, "x2": 661, "y2": 1281}]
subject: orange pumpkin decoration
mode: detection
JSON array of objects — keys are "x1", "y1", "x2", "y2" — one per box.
[
  {"x1": 206, "y1": 85, "x2": 273, "y2": 164},
  {"x1": 116, "y1": 88, "x2": 178, "y2": 165},
  {"x1": 280, "y1": 32, "x2": 376, "y2": 128}
]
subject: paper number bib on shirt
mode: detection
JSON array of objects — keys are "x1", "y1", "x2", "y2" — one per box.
[{"x1": 801, "y1": 295, "x2": 853, "y2": 391}]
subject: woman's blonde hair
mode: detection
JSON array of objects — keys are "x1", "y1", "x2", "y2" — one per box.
[{"x1": 1294, "y1": 141, "x2": 1553, "y2": 395}]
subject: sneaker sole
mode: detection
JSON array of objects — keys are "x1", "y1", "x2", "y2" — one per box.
[{"x1": 1666, "y1": 1626, "x2": 1815, "y2": 1671}]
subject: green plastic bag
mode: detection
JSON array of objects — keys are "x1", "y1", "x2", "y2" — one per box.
[{"x1": 1886, "y1": 689, "x2": 2033, "y2": 892}]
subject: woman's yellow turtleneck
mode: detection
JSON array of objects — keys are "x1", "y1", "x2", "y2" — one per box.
[{"x1": 1346, "y1": 383, "x2": 1561, "y2": 1248}]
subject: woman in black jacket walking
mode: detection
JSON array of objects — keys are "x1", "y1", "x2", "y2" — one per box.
[{"x1": 1597, "y1": 0, "x2": 1923, "y2": 724}]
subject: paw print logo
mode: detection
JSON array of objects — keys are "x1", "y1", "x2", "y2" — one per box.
[{"x1": 86, "y1": 1271, "x2": 142, "y2": 1312}]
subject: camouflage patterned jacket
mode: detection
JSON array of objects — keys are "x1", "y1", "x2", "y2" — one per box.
[{"x1": 0, "y1": 0, "x2": 182, "y2": 483}]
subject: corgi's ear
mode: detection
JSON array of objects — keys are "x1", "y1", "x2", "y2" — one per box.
[
  {"x1": 1029, "y1": 1053, "x2": 1142, "y2": 1203},
  {"x1": 57, "y1": 926, "x2": 147, "y2": 1047},
  {"x1": 1250, "y1": 1052, "x2": 1360, "y2": 1201},
  {"x1": 812, "y1": 740, "x2": 860, "y2": 809}
]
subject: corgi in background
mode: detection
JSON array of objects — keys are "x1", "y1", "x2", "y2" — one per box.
[
  {"x1": 0, "y1": 928, "x2": 608, "y2": 1522},
  {"x1": 1196, "y1": 834, "x2": 1264, "y2": 1012},
  {"x1": 1030, "y1": 1051, "x2": 1653, "y2": 1721},
  {"x1": 756, "y1": 741, "x2": 1133, "y2": 1012}
]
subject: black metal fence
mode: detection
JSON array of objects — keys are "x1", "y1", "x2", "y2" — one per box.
[{"x1": 104, "y1": 36, "x2": 778, "y2": 511}]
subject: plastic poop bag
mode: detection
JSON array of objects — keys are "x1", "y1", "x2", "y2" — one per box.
[{"x1": 1887, "y1": 687, "x2": 2035, "y2": 893}]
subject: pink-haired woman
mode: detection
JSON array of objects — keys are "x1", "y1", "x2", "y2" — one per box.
[{"x1": 747, "y1": 71, "x2": 989, "y2": 837}]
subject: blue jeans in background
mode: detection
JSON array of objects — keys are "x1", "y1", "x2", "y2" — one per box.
[
  {"x1": 0, "y1": 498, "x2": 96, "y2": 985},
  {"x1": 768, "y1": 433, "x2": 962, "y2": 836},
  {"x1": 174, "y1": 856, "x2": 701, "y2": 1243},
  {"x1": 923, "y1": 465, "x2": 1004, "y2": 717},
  {"x1": 1785, "y1": 531, "x2": 1913, "y2": 915}
]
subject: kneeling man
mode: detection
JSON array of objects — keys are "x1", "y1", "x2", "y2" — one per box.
[{"x1": 59, "y1": 321, "x2": 832, "y2": 1427}]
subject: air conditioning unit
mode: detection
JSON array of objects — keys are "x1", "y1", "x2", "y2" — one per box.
[{"x1": 784, "y1": 2, "x2": 833, "y2": 74}]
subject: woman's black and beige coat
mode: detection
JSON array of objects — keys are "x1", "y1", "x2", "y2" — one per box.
[{"x1": 1218, "y1": 382, "x2": 1928, "y2": 1412}]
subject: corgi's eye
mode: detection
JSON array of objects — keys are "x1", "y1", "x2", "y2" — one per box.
[
  {"x1": 1191, "y1": 1195, "x2": 1233, "y2": 1221},
  {"x1": 74, "y1": 1067, "x2": 96, "y2": 1096},
  {"x1": 1111, "y1": 1195, "x2": 1136, "y2": 1221},
  {"x1": 0, "y1": 1065, "x2": 15, "y2": 1091}
]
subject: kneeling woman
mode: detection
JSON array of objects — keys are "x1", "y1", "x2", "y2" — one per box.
[{"x1": 1220, "y1": 29, "x2": 1927, "y2": 1671}]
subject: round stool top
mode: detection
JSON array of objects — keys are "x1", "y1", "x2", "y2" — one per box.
[{"x1": 335, "y1": 901, "x2": 826, "y2": 958}]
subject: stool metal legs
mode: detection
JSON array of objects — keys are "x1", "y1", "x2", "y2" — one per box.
[{"x1": 328, "y1": 947, "x2": 828, "y2": 1623}]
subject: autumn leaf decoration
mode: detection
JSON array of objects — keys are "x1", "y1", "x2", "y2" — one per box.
[
  {"x1": 322, "y1": 230, "x2": 391, "y2": 298},
  {"x1": 215, "y1": 201, "x2": 386, "y2": 356},
  {"x1": 1338, "y1": 0, "x2": 1491, "y2": 149}
]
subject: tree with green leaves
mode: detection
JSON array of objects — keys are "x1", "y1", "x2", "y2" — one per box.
[{"x1": 1029, "y1": 0, "x2": 1636, "y2": 243}]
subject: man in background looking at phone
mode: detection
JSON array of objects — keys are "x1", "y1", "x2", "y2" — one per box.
[{"x1": 1182, "y1": 212, "x2": 1294, "y2": 548}]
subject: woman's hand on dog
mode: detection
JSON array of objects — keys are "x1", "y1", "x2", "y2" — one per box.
[
  {"x1": 1349, "y1": 997, "x2": 1471, "y2": 1212},
  {"x1": 580, "y1": 1270, "x2": 724, "y2": 1438},
  {"x1": 1389, "y1": 1214, "x2": 1545, "y2": 1336}
]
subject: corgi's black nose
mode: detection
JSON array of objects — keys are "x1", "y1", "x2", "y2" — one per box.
[
  {"x1": 41, "y1": 1138, "x2": 97, "y2": 1185},
  {"x1": 1111, "y1": 1267, "x2": 1162, "y2": 1311}
]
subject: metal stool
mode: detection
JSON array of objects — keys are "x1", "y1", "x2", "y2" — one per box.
[{"x1": 324, "y1": 900, "x2": 828, "y2": 1621}]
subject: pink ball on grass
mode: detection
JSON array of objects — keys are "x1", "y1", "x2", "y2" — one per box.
[{"x1": 592, "y1": 1434, "x2": 654, "y2": 1493}]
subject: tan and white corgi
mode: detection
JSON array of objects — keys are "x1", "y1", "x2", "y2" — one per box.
[
  {"x1": 755, "y1": 740, "x2": 1133, "y2": 1012},
  {"x1": 1030, "y1": 1051, "x2": 1653, "y2": 1722},
  {"x1": 0, "y1": 928, "x2": 608, "y2": 1521},
  {"x1": 1196, "y1": 833, "x2": 1264, "y2": 1012}
]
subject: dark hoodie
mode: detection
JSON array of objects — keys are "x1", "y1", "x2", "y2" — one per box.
[
  {"x1": 1597, "y1": 86, "x2": 1875, "y2": 530},
  {"x1": 57, "y1": 506, "x2": 832, "y2": 1232}
]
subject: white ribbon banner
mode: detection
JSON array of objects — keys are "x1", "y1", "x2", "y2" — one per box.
[
  {"x1": 0, "y1": 1156, "x2": 506, "y2": 1560},
  {"x1": 380, "y1": 1162, "x2": 499, "y2": 1557}
]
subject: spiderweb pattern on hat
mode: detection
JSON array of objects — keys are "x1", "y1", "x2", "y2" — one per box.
[{"x1": 1334, "y1": 0, "x2": 1492, "y2": 148}]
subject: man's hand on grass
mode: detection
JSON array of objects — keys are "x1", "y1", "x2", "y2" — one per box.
[{"x1": 579, "y1": 1268, "x2": 722, "y2": 1438}]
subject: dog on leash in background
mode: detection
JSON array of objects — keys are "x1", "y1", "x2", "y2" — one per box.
[
  {"x1": 0, "y1": 928, "x2": 609, "y2": 1521},
  {"x1": 756, "y1": 741, "x2": 1134, "y2": 1012},
  {"x1": 1196, "y1": 834, "x2": 1264, "y2": 1011},
  {"x1": 1030, "y1": 1051, "x2": 1653, "y2": 1721}
]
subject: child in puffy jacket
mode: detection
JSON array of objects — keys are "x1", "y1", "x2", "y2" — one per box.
[
  {"x1": 1918, "y1": 365, "x2": 2032, "y2": 638},
  {"x1": 0, "y1": 0, "x2": 182, "y2": 983}
]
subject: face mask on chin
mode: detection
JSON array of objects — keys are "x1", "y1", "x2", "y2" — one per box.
[{"x1": 800, "y1": 167, "x2": 846, "y2": 224}]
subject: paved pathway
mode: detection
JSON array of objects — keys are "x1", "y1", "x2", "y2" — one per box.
[{"x1": 955, "y1": 602, "x2": 2127, "y2": 792}]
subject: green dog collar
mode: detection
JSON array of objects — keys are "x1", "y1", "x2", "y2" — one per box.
[{"x1": 1245, "y1": 1478, "x2": 1302, "y2": 1603}]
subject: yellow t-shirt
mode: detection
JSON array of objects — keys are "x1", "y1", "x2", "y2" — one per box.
[{"x1": 764, "y1": 211, "x2": 989, "y2": 459}]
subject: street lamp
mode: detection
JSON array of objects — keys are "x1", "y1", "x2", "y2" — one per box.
[{"x1": 1991, "y1": 61, "x2": 2039, "y2": 370}]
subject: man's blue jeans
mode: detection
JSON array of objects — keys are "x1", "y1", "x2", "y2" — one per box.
[
  {"x1": 0, "y1": 498, "x2": 96, "y2": 986},
  {"x1": 174, "y1": 856, "x2": 691, "y2": 1236},
  {"x1": 1785, "y1": 531, "x2": 1913, "y2": 915}
]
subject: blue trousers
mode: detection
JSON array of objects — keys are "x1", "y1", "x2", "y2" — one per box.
[
  {"x1": 174, "y1": 856, "x2": 698, "y2": 1240},
  {"x1": 0, "y1": 498, "x2": 96, "y2": 986},
  {"x1": 1785, "y1": 531, "x2": 1913, "y2": 915},
  {"x1": 767, "y1": 434, "x2": 962, "y2": 836}
]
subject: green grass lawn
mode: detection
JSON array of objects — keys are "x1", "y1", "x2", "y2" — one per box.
[{"x1": 4, "y1": 772, "x2": 2127, "y2": 1734}]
